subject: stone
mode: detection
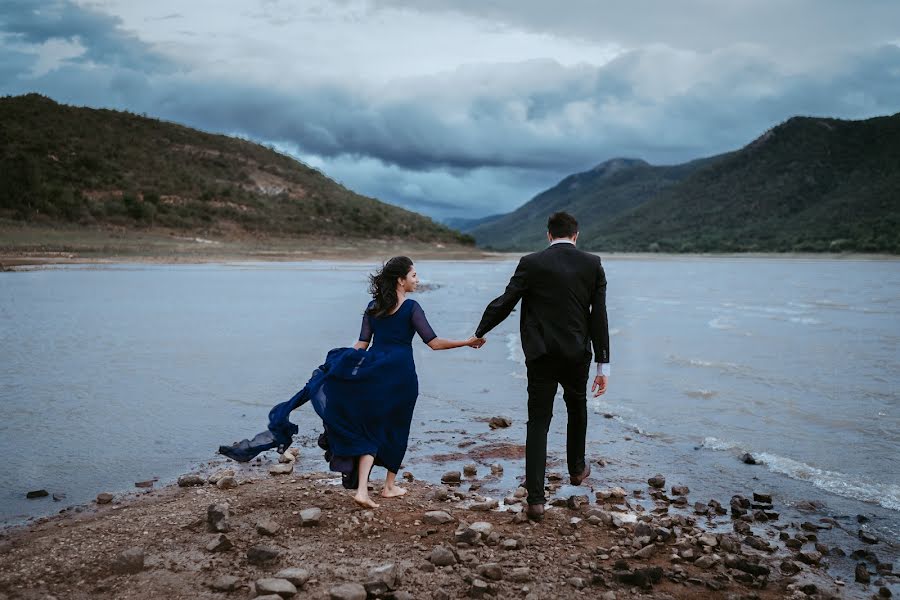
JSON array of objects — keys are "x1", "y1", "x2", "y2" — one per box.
[
  {"x1": 740, "y1": 453, "x2": 758, "y2": 465},
  {"x1": 469, "y1": 521, "x2": 494, "y2": 538},
  {"x1": 328, "y1": 583, "x2": 367, "y2": 600},
  {"x1": 501, "y1": 538, "x2": 520, "y2": 550},
  {"x1": 469, "y1": 498, "x2": 499, "y2": 511},
  {"x1": 855, "y1": 562, "x2": 871, "y2": 583},
  {"x1": 567, "y1": 576, "x2": 586, "y2": 588},
  {"x1": 698, "y1": 533, "x2": 718, "y2": 547},
  {"x1": 859, "y1": 530, "x2": 879, "y2": 544},
  {"x1": 26, "y1": 489, "x2": 49, "y2": 499},
  {"x1": 256, "y1": 519, "x2": 281, "y2": 536},
  {"x1": 177, "y1": 473, "x2": 205, "y2": 487},
  {"x1": 217, "y1": 476, "x2": 237, "y2": 490},
  {"x1": 278, "y1": 452, "x2": 295, "y2": 464},
  {"x1": 797, "y1": 551, "x2": 822, "y2": 565},
  {"x1": 441, "y1": 471, "x2": 462, "y2": 484},
  {"x1": 269, "y1": 463, "x2": 293, "y2": 475},
  {"x1": 423, "y1": 510, "x2": 455, "y2": 525},
  {"x1": 800, "y1": 521, "x2": 820, "y2": 531},
  {"x1": 208, "y1": 469, "x2": 234, "y2": 484},
  {"x1": 600, "y1": 593, "x2": 616, "y2": 600},
  {"x1": 477, "y1": 563, "x2": 503, "y2": 581},
  {"x1": 96, "y1": 492, "x2": 114, "y2": 504},
  {"x1": 134, "y1": 480, "x2": 155, "y2": 488},
  {"x1": 695, "y1": 555, "x2": 718, "y2": 569},
  {"x1": 455, "y1": 526, "x2": 480, "y2": 545},
  {"x1": 430, "y1": 545, "x2": 457, "y2": 566},
  {"x1": 299, "y1": 507, "x2": 322, "y2": 526},
  {"x1": 432, "y1": 487, "x2": 450, "y2": 501},
  {"x1": 508, "y1": 567, "x2": 531, "y2": 582},
  {"x1": 207, "y1": 533, "x2": 232, "y2": 552},
  {"x1": 364, "y1": 563, "x2": 399, "y2": 596},
  {"x1": 615, "y1": 566, "x2": 663, "y2": 588},
  {"x1": 785, "y1": 538, "x2": 803, "y2": 550},
  {"x1": 693, "y1": 502, "x2": 709, "y2": 515},
  {"x1": 210, "y1": 575, "x2": 240, "y2": 592},
  {"x1": 256, "y1": 578, "x2": 297, "y2": 598},
  {"x1": 780, "y1": 560, "x2": 801, "y2": 575},
  {"x1": 432, "y1": 589, "x2": 451, "y2": 600},
  {"x1": 110, "y1": 547, "x2": 144, "y2": 574},
  {"x1": 488, "y1": 416, "x2": 512, "y2": 429},
  {"x1": 256, "y1": 596, "x2": 283, "y2": 600},
  {"x1": 634, "y1": 544, "x2": 655, "y2": 559},
  {"x1": 274, "y1": 568, "x2": 311, "y2": 587},
  {"x1": 647, "y1": 474, "x2": 666, "y2": 489},
  {"x1": 469, "y1": 578, "x2": 490, "y2": 597},
  {"x1": 207, "y1": 503, "x2": 230, "y2": 532},
  {"x1": 490, "y1": 463, "x2": 503, "y2": 474},
  {"x1": 463, "y1": 464, "x2": 478, "y2": 477},
  {"x1": 671, "y1": 485, "x2": 690, "y2": 496},
  {"x1": 567, "y1": 494, "x2": 589, "y2": 509},
  {"x1": 52, "y1": 492, "x2": 66, "y2": 501},
  {"x1": 878, "y1": 587, "x2": 892, "y2": 598},
  {"x1": 743, "y1": 536, "x2": 771, "y2": 552},
  {"x1": 752, "y1": 492, "x2": 772, "y2": 503},
  {"x1": 247, "y1": 544, "x2": 282, "y2": 565}
]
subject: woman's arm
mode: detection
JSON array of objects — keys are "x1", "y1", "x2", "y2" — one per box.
[{"x1": 427, "y1": 337, "x2": 485, "y2": 351}]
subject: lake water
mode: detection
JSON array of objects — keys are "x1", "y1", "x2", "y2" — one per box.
[{"x1": 1, "y1": 257, "x2": 898, "y2": 570}]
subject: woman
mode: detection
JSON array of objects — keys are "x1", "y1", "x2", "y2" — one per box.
[{"x1": 312, "y1": 256, "x2": 484, "y2": 508}]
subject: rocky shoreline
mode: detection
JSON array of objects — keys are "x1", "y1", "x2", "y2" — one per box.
[{"x1": 2, "y1": 448, "x2": 896, "y2": 600}]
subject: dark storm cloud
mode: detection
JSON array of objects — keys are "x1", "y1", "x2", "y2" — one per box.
[{"x1": 0, "y1": 0, "x2": 173, "y2": 72}]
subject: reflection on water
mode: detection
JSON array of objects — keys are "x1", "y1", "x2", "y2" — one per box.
[{"x1": 1, "y1": 258, "x2": 898, "y2": 545}]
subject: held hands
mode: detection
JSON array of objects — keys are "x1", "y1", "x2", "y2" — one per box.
[
  {"x1": 592, "y1": 375, "x2": 608, "y2": 397},
  {"x1": 465, "y1": 336, "x2": 487, "y2": 349}
]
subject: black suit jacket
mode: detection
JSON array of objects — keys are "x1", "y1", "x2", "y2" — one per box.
[{"x1": 475, "y1": 243, "x2": 609, "y2": 364}]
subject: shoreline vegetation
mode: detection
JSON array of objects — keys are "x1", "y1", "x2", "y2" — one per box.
[
  {"x1": 1, "y1": 223, "x2": 897, "y2": 270},
  {"x1": 4, "y1": 447, "x2": 889, "y2": 600}
]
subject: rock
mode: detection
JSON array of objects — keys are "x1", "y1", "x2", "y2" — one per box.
[
  {"x1": 490, "y1": 463, "x2": 503, "y2": 474},
  {"x1": 256, "y1": 519, "x2": 281, "y2": 536},
  {"x1": 698, "y1": 533, "x2": 718, "y2": 547},
  {"x1": 600, "y1": 592, "x2": 616, "y2": 600},
  {"x1": 508, "y1": 567, "x2": 531, "y2": 582},
  {"x1": 278, "y1": 452, "x2": 295, "y2": 464},
  {"x1": 431, "y1": 487, "x2": 450, "y2": 501},
  {"x1": 567, "y1": 494, "x2": 589, "y2": 509},
  {"x1": 463, "y1": 464, "x2": 478, "y2": 477},
  {"x1": 207, "y1": 469, "x2": 234, "y2": 484},
  {"x1": 134, "y1": 480, "x2": 155, "y2": 488},
  {"x1": 256, "y1": 595, "x2": 283, "y2": 600},
  {"x1": 752, "y1": 492, "x2": 772, "y2": 503},
  {"x1": 247, "y1": 544, "x2": 282, "y2": 565},
  {"x1": 441, "y1": 471, "x2": 462, "y2": 484},
  {"x1": 797, "y1": 551, "x2": 822, "y2": 565},
  {"x1": 513, "y1": 486, "x2": 527, "y2": 498},
  {"x1": 328, "y1": 583, "x2": 367, "y2": 600},
  {"x1": 615, "y1": 566, "x2": 663, "y2": 588},
  {"x1": 177, "y1": 473, "x2": 205, "y2": 487},
  {"x1": 423, "y1": 510, "x2": 455, "y2": 525},
  {"x1": 364, "y1": 563, "x2": 399, "y2": 596},
  {"x1": 96, "y1": 492, "x2": 114, "y2": 504},
  {"x1": 727, "y1": 557, "x2": 770, "y2": 577},
  {"x1": 567, "y1": 576, "x2": 586, "y2": 588},
  {"x1": 210, "y1": 575, "x2": 240, "y2": 592},
  {"x1": 256, "y1": 578, "x2": 297, "y2": 598},
  {"x1": 469, "y1": 521, "x2": 494, "y2": 538},
  {"x1": 455, "y1": 526, "x2": 480, "y2": 545},
  {"x1": 26, "y1": 489, "x2": 49, "y2": 499},
  {"x1": 780, "y1": 560, "x2": 801, "y2": 575},
  {"x1": 501, "y1": 538, "x2": 520, "y2": 551},
  {"x1": 430, "y1": 545, "x2": 457, "y2": 566},
  {"x1": 432, "y1": 589, "x2": 451, "y2": 600},
  {"x1": 217, "y1": 476, "x2": 238, "y2": 490},
  {"x1": 299, "y1": 507, "x2": 322, "y2": 526},
  {"x1": 647, "y1": 474, "x2": 666, "y2": 489},
  {"x1": 110, "y1": 547, "x2": 144, "y2": 574},
  {"x1": 695, "y1": 555, "x2": 718, "y2": 569},
  {"x1": 488, "y1": 416, "x2": 512, "y2": 429},
  {"x1": 855, "y1": 562, "x2": 871, "y2": 583},
  {"x1": 269, "y1": 463, "x2": 293, "y2": 475},
  {"x1": 671, "y1": 485, "x2": 689, "y2": 496},
  {"x1": 634, "y1": 544, "x2": 655, "y2": 559},
  {"x1": 207, "y1": 503, "x2": 230, "y2": 532},
  {"x1": 859, "y1": 530, "x2": 879, "y2": 544},
  {"x1": 800, "y1": 521, "x2": 820, "y2": 531},
  {"x1": 52, "y1": 492, "x2": 66, "y2": 501},
  {"x1": 785, "y1": 538, "x2": 803, "y2": 550},
  {"x1": 743, "y1": 536, "x2": 771, "y2": 552},
  {"x1": 878, "y1": 587, "x2": 892, "y2": 598},
  {"x1": 477, "y1": 562, "x2": 503, "y2": 581},
  {"x1": 469, "y1": 578, "x2": 490, "y2": 597},
  {"x1": 274, "y1": 568, "x2": 311, "y2": 587},
  {"x1": 693, "y1": 502, "x2": 709, "y2": 515},
  {"x1": 469, "y1": 498, "x2": 499, "y2": 511},
  {"x1": 207, "y1": 533, "x2": 233, "y2": 552},
  {"x1": 740, "y1": 453, "x2": 758, "y2": 465}
]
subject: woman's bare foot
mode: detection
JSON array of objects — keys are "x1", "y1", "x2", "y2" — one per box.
[
  {"x1": 353, "y1": 493, "x2": 380, "y2": 508},
  {"x1": 381, "y1": 484, "x2": 407, "y2": 498}
]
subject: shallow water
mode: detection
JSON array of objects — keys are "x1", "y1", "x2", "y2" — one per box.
[{"x1": 1, "y1": 258, "x2": 898, "y2": 567}]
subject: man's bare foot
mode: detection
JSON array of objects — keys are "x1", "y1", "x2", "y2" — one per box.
[
  {"x1": 381, "y1": 485, "x2": 408, "y2": 498},
  {"x1": 353, "y1": 493, "x2": 380, "y2": 508}
]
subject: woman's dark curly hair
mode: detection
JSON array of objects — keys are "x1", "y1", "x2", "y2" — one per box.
[{"x1": 366, "y1": 256, "x2": 413, "y2": 318}]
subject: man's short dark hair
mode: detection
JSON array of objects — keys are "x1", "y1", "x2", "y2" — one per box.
[{"x1": 547, "y1": 211, "x2": 578, "y2": 239}]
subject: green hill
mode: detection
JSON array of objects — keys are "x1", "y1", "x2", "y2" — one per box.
[
  {"x1": 0, "y1": 94, "x2": 473, "y2": 245},
  {"x1": 473, "y1": 114, "x2": 900, "y2": 253}
]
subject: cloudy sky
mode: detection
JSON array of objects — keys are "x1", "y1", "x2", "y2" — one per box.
[{"x1": 2, "y1": 0, "x2": 899, "y2": 220}]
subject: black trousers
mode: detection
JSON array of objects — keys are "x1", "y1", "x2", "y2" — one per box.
[{"x1": 524, "y1": 354, "x2": 591, "y2": 505}]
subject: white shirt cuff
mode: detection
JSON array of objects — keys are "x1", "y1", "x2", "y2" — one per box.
[{"x1": 595, "y1": 363, "x2": 610, "y2": 377}]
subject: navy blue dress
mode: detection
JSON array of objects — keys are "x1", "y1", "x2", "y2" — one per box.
[{"x1": 309, "y1": 299, "x2": 436, "y2": 473}]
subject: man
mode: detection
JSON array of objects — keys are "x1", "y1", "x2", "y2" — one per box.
[{"x1": 474, "y1": 211, "x2": 609, "y2": 521}]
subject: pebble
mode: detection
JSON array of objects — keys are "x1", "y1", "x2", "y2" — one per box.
[
  {"x1": 477, "y1": 562, "x2": 503, "y2": 581},
  {"x1": 508, "y1": 567, "x2": 532, "y2": 582},
  {"x1": 501, "y1": 538, "x2": 520, "y2": 550},
  {"x1": 647, "y1": 474, "x2": 666, "y2": 489},
  {"x1": 463, "y1": 464, "x2": 478, "y2": 477},
  {"x1": 855, "y1": 562, "x2": 871, "y2": 583},
  {"x1": 469, "y1": 498, "x2": 498, "y2": 511},
  {"x1": 274, "y1": 568, "x2": 311, "y2": 587},
  {"x1": 299, "y1": 507, "x2": 322, "y2": 526},
  {"x1": 430, "y1": 545, "x2": 457, "y2": 566},
  {"x1": 269, "y1": 463, "x2": 294, "y2": 475},
  {"x1": 110, "y1": 547, "x2": 144, "y2": 574},
  {"x1": 216, "y1": 476, "x2": 238, "y2": 490},
  {"x1": 488, "y1": 416, "x2": 512, "y2": 429},
  {"x1": 256, "y1": 519, "x2": 281, "y2": 536},
  {"x1": 470, "y1": 578, "x2": 490, "y2": 597},
  {"x1": 256, "y1": 578, "x2": 297, "y2": 598},
  {"x1": 210, "y1": 575, "x2": 240, "y2": 592},
  {"x1": 364, "y1": 563, "x2": 399, "y2": 595},
  {"x1": 328, "y1": 583, "x2": 367, "y2": 600},
  {"x1": 441, "y1": 471, "x2": 461, "y2": 484},
  {"x1": 177, "y1": 473, "x2": 205, "y2": 487},
  {"x1": 247, "y1": 544, "x2": 282, "y2": 565},
  {"x1": 207, "y1": 533, "x2": 233, "y2": 553},
  {"x1": 469, "y1": 521, "x2": 494, "y2": 538},
  {"x1": 96, "y1": 492, "x2": 114, "y2": 504},
  {"x1": 423, "y1": 510, "x2": 455, "y2": 525},
  {"x1": 490, "y1": 463, "x2": 503, "y2": 474},
  {"x1": 671, "y1": 485, "x2": 689, "y2": 496},
  {"x1": 208, "y1": 469, "x2": 234, "y2": 484}
]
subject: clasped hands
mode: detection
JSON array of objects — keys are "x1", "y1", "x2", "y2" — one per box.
[{"x1": 465, "y1": 335, "x2": 487, "y2": 349}]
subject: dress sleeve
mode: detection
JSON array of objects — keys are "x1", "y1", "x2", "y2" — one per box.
[
  {"x1": 410, "y1": 301, "x2": 437, "y2": 344},
  {"x1": 359, "y1": 310, "x2": 373, "y2": 343}
]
